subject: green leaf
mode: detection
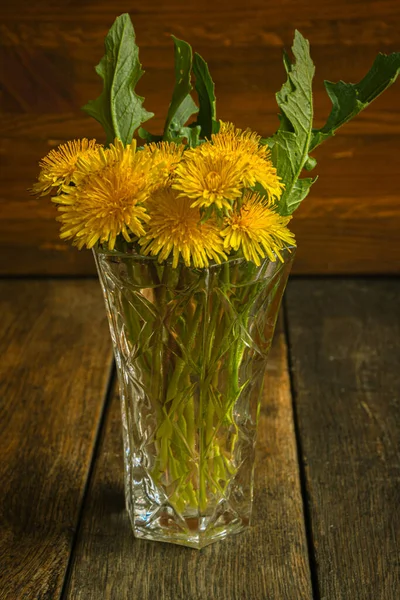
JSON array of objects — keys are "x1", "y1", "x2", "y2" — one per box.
[
  {"x1": 304, "y1": 155, "x2": 317, "y2": 171},
  {"x1": 178, "y1": 124, "x2": 202, "y2": 147},
  {"x1": 138, "y1": 128, "x2": 163, "y2": 144},
  {"x1": 192, "y1": 52, "x2": 218, "y2": 138},
  {"x1": 264, "y1": 31, "x2": 316, "y2": 215},
  {"x1": 286, "y1": 177, "x2": 316, "y2": 210},
  {"x1": 171, "y1": 95, "x2": 198, "y2": 132},
  {"x1": 310, "y1": 52, "x2": 400, "y2": 151},
  {"x1": 160, "y1": 125, "x2": 201, "y2": 148},
  {"x1": 82, "y1": 13, "x2": 154, "y2": 145},
  {"x1": 163, "y1": 36, "x2": 198, "y2": 140}
]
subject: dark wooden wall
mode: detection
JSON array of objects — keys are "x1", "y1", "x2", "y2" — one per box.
[{"x1": 1, "y1": 0, "x2": 399, "y2": 275}]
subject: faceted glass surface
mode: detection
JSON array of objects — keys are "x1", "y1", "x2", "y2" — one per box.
[{"x1": 94, "y1": 249, "x2": 294, "y2": 548}]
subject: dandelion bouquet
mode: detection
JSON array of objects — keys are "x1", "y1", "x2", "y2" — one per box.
[{"x1": 33, "y1": 14, "x2": 400, "y2": 548}]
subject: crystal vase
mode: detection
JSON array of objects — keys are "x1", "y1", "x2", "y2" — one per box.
[{"x1": 93, "y1": 248, "x2": 295, "y2": 548}]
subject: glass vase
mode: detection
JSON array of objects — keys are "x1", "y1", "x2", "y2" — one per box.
[{"x1": 93, "y1": 248, "x2": 295, "y2": 549}]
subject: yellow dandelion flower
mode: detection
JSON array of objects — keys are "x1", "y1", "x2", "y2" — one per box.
[
  {"x1": 139, "y1": 188, "x2": 227, "y2": 268},
  {"x1": 221, "y1": 191, "x2": 295, "y2": 266},
  {"x1": 144, "y1": 141, "x2": 185, "y2": 189},
  {"x1": 209, "y1": 122, "x2": 285, "y2": 202},
  {"x1": 31, "y1": 138, "x2": 100, "y2": 196},
  {"x1": 55, "y1": 142, "x2": 151, "y2": 250},
  {"x1": 172, "y1": 147, "x2": 243, "y2": 210},
  {"x1": 70, "y1": 138, "x2": 134, "y2": 185},
  {"x1": 216, "y1": 121, "x2": 262, "y2": 150}
]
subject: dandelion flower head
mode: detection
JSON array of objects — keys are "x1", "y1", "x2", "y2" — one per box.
[
  {"x1": 172, "y1": 146, "x2": 243, "y2": 211},
  {"x1": 55, "y1": 141, "x2": 151, "y2": 250},
  {"x1": 209, "y1": 122, "x2": 285, "y2": 202},
  {"x1": 31, "y1": 138, "x2": 100, "y2": 196},
  {"x1": 144, "y1": 141, "x2": 185, "y2": 190},
  {"x1": 140, "y1": 188, "x2": 226, "y2": 268},
  {"x1": 221, "y1": 191, "x2": 295, "y2": 265}
]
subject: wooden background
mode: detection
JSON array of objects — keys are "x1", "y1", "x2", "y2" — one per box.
[{"x1": 1, "y1": 0, "x2": 399, "y2": 275}]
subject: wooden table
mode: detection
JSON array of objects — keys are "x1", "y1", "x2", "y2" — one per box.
[{"x1": 0, "y1": 277, "x2": 398, "y2": 600}]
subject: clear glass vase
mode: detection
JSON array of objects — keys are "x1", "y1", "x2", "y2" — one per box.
[{"x1": 94, "y1": 248, "x2": 295, "y2": 549}]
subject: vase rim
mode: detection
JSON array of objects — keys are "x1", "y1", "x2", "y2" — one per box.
[{"x1": 92, "y1": 245, "x2": 296, "y2": 268}]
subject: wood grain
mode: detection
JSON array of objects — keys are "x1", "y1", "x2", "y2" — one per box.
[
  {"x1": 1, "y1": 0, "x2": 399, "y2": 20},
  {"x1": 64, "y1": 318, "x2": 313, "y2": 600},
  {"x1": 286, "y1": 279, "x2": 400, "y2": 600},
  {"x1": 0, "y1": 280, "x2": 113, "y2": 600},
  {"x1": 1, "y1": 0, "x2": 400, "y2": 275}
]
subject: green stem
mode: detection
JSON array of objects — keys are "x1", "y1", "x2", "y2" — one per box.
[
  {"x1": 152, "y1": 265, "x2": 170, "y2": 403},
  {"x1": 151, "y1": 258, "x2": 280, "y2": 516},
  {"x1": 121, "y1": 259, "x2": 153, "y2": 372},
  {"x1": 184, "y1": 389, "x2": 195, "y2": 457},
  {"x1": 166, "y1": 302, "x2": 202, "y2": 404}
]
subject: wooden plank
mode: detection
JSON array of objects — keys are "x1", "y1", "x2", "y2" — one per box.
[
  {"x1": 286, "y1": 279, "x2": 400, "y2": 599},
  {"x1": 0, "y1": 280, "x2": 113, "y2": 600},
  {"x1": 1, "y1": 0, "x2": 399, "y2": 24},
  {"x1": 64, "y1": 318, "x2": 313, "y2": 600},
  {"x1": 1, "y1": 16, "x2": 399, "y2": 59}
]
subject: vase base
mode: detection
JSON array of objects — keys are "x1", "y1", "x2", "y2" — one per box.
[{"x1": 129, "y1": 507, "x2": 250, "y2": 549}]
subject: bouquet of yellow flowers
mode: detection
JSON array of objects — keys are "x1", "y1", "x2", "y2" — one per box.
[
  {"x1": 32, "y1": 129, "x2": 293, "y2": 267},
  {"x1": 32, "y1": 14, "x2": 400, "y2": 549}
]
